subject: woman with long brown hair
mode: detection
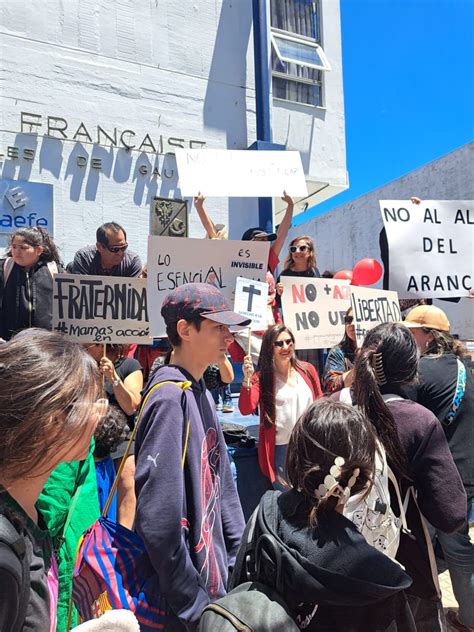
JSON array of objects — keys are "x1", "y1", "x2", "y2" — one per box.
[
  {"x1": 238, "y1": 324, "x2": 322, "y2": 489},
  {"x1": 339, "y1": 322, "x2": 466, "y2": 631},
  {"x1": 0, "y1": 329, "x2": 106, "y2": 632}
]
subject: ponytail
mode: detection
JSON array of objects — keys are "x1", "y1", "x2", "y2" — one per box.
[{"x1": 353, "y1": 323, "x2": 418, "y2": 481}]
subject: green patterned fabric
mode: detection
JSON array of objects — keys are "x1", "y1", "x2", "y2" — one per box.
[{"x1": 38, "y1": 441, "x2": 100, "y2": 632}]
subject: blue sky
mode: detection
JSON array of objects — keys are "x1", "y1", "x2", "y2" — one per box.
[{"x1": 293, "y1": 0, "x2": 474, "y2": 226}]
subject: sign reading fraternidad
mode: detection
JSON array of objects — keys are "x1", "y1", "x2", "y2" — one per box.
[
  {"x1": 52, "y1": 275, "x2": 150, "y2": 343},
  {"x1": 147, "y1": 236, "x2": 269, "y2": 337},
  {"x1": 380, "y1": 200, "x2": 474, "y2": 298},
  {"x1": 234, "y1": 277, "x2": 269, "y2": 331},
  {"x1": 280, "y1": 277, "x2": 351, "y2": 349},
  {"x1": 350, "y1": 286, "x2": 401, "y2": 347},
  {"x1": 175, "y1": 149, "x2": 308, "y2": 197}
]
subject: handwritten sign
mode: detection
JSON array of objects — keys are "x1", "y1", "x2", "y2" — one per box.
[
  {"x1": 234, "y1": 277, "x2": 269, "y2": 330},
  {"x1": 52, "y1": 275, "x2": 150, "y2": 343},
  {"x1": 380, "y1": 200, "x2": 474, "y2": 298},
  {"x1": 350, "y1": 285, "x2": 400, "y2": 346},
  {"x1": 175, "y1": 149, "x2": 308, "y2": 197},
  {"x1": 147, "y1": 236, "x2": 269, "y2": 336},
  {"x1": 280, "y1": 277, "x2": 351, "y2": 349}
]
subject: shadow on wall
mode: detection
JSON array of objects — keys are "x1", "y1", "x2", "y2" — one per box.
[
  {"x1": 204, "y1": 0, "x2": 253, "y2": 239},
  {"x1": 203, "y1": 0, "x2": 252, "y2": 149}
]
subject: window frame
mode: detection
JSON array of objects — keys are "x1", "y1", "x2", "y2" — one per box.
[
  {"x1": 270, "y1": 31, "x2": 331, "y2": 73},
  {"x1": 269, "y1": 0, "x2": 329, "y2": 107}
]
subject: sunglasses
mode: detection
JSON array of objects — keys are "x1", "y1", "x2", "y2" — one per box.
[
  {"x1": 274, "y1": 338, "x2": 294, "y2": 348},
  {"x1": 105, "y1": 243, "x2": 128, "y2": 253},
  {"x1": 290, "y1": 245, "x2": 309, "y2": 253},
  {"x1": 344, "y1": 315, "x2": 354, "y2": 325}
]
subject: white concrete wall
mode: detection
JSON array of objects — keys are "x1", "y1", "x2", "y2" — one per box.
[
  {"x1": 0, "y1": 0, "x2": 345, "y2": 263},
  {"x1": 286, "y1": 142, "x2": 474, "y2": 337}
]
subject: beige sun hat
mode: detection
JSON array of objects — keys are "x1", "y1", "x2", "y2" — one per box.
[{"x1": 403, "y1": 305, "x2": 450, "y2": 332}]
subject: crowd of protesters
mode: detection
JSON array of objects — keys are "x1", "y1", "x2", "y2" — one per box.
[{"x1": 0, "y1": 199, "x2": 472, "y2": 632}]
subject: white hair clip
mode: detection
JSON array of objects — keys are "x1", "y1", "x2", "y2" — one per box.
[{"x1": 315, "y1": 455, "x2": 360, "y2": 506}]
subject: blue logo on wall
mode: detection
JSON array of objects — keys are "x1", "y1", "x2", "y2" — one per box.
[{"x1": 0, "y1": 179, "x2": 54, "y2": 235}]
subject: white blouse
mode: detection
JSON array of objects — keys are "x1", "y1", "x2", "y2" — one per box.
[{"x1": 274, "y1": 372, "x2": 313, "y2": 445}]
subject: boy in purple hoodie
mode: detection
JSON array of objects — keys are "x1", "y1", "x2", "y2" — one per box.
[{"x1": 134, "y1": 283, "x2": 249, "y2": 631}]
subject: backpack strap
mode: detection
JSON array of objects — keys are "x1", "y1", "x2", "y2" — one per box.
[
  {"x1": 0, "y1": 515, "x2": 30, "y2": 632},
  {"x1": 2, "y1": 257, "x2": 15, "y2": 286},
  {"x1": 228, "y1": 506, "x2": 259, "y2": 590},
  {"x1": 46, "y1": 261, "x2": 59, "y2": 279},
  {"x1": 102, "y1": 379, "x2": 192, "y2": 518}
]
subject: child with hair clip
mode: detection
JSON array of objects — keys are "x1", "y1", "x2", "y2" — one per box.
[{"x1": 230, "y1": 399, "x2": 417, "y2": 632}]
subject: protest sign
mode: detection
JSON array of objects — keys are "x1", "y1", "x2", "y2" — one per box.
[
  {"x1": 147, "y1": 236, "x2": 269, "y2": 336},
  {"x1": 280, "y1": 277, "x2": 351, "y2": 349},
  {"x1": 380, "y1": 200, "x2": 474, "y2": 298},
  {"x1": 350, "y1": 285, "x2": 400, "y2": 346},
  {"x1": 234, "y1": 277, "x2": 269, "y2": 330},
  {"x1": 175, "y1": 149, "x2": 308, "y2": 197},
  {"x1": 52, "y1": 275, "x2": 150, "y2": 343}
]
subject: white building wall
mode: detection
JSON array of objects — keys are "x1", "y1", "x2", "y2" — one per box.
[
  {"x1": 287, "y1": 142, "x2": 474, "y2": 337},
  {"x1": 0, "y1": 0, "x2": 346, "y2": 263}
]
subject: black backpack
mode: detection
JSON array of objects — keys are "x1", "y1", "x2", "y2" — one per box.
[
  {"x1": 198, "y1": 492, "x2": 299, "y2": 632},
  {"x1": 0, "y1": 515, "x2": 30, "y2": 632}
]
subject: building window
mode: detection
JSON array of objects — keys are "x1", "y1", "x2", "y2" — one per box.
[{"x1": 270, "y1": 0, "x2": 330, "y2": 107}]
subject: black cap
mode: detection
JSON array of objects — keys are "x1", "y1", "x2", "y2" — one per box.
[{"x1": 241, "y1": 227, "x2": 277, "y2": 241}]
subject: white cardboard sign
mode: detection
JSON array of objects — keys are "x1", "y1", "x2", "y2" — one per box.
[
  {"x1": 234, "y1": 277, "x2": 269, "y2": 330},
  {"x1": 280, "y1": 277, "x2": 351, "y2": 349},
  {"x1": 147, "y1": 236, "x2": 270, "y2": 336},
  {"x1": 380, "y1": 199, "x2": 474, "y2": 298},
  {"x1": 350, "y1": 285, "x2": 400, "y2": 346},
  {"x1": 52, "y1": 274, "x2": 150, "y2": 343},
  {"x1": 175, "y1": 149, "x2": 308, "y2": 197}
]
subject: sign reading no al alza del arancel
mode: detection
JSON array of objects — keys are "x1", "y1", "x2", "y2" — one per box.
[
  {"x1": 147, "y1": 236, "x2": 270, "y2": 337},
  {"x1": 280, "y1": 277, "x2": 351, "y2": 349},
  {"x1": 380, "y1": 200, "x2": 474, "y2": 298},
  {"x1": 52, "y1": 275, "x2": 150, "y2": 343},
  {"x1": 175, "y1": 149, "x2": 308, "y2": 197}
]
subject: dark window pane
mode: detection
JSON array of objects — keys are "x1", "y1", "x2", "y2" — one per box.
[
  {"x1": 270, "y1": 0, "x2": 318, "y2": 40},
  {"x1": 273, "y1": 76, "x2": 322, "y2": 106}
]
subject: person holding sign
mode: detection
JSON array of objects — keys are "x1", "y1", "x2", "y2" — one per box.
[
  {"x1": 337, "y1": 322, "x2": 466, "y2": 631},
  {"x1": 322, "y1": 307, "x2": 357, "y2": 394},
  {"x1": 85, "y1": 343, "x2": 143, "y2": 530},
  {"x1": 0, "y1": 226, "x2": 63, "y2": 340},
  {"x1": 403, "y1": 306, "x2": 474, "y2": 632},
  {"x1": 239, "y1": 324, "x2": 322, "y2": 490}
]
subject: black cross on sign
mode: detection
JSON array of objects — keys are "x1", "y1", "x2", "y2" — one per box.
[
  {"x1": 324, "y1": 284, "x2": 331, "y2": 295},
  {"x1": 243, "y1": 284, "x2": 261, "y2": 311}
]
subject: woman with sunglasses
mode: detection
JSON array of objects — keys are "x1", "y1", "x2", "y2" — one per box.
[
  {"x1": 0, "y1": 227, "x2": 63, "y2": 341},
  {"x1": 322, "y1": 307, "x2": 357, "y2": 394},
  {"x1": 239, "y1": 324, "x2": 322, "y2": 489}
]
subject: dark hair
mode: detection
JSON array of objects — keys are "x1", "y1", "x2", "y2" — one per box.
[
  {"x1": 338, "y1": 307, "x2": 356, "y2": 356},
  {"x1": 96, "y1": 222, "x2": 126, "y2": 245},
  {"x1": 422, "y1": 328, "x2": 466, "y2": 358},
  {"x1": 286, "y1": 399, "x2": 376, "y2": 526},
  {"x1": 0, "y1": 329, "x2": 101, "y2": 482},
  {"x1": 165, "y1": 316, "x2": 204, "y2": 348},
  {"x1": 7, "y1": 227, "x2": 62, "y2": 265},
  {"x1": 353, "y1": 323, "x2": 418, "y2": 480},
  {"x1": 257, "y1": 324, "x2": 319, "y2": 427},
  {"x1": 94, "y1": 405, "x2": 128, "y2": 459},
  {"x1": 282, "y1": 235, "x2": 316, "y2": 273}
]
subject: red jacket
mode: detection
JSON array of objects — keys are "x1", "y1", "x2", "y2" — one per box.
[{"x1": 238, "y1": 362, "x2": 322, "y2": 482}]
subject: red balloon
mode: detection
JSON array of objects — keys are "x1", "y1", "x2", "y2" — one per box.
[
  {"x1": 333, "y1": 269, "x2": 353, "y2": 281},
  {"x1": 352, "y1": 258, "x2": 383, "y2": 286}
]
